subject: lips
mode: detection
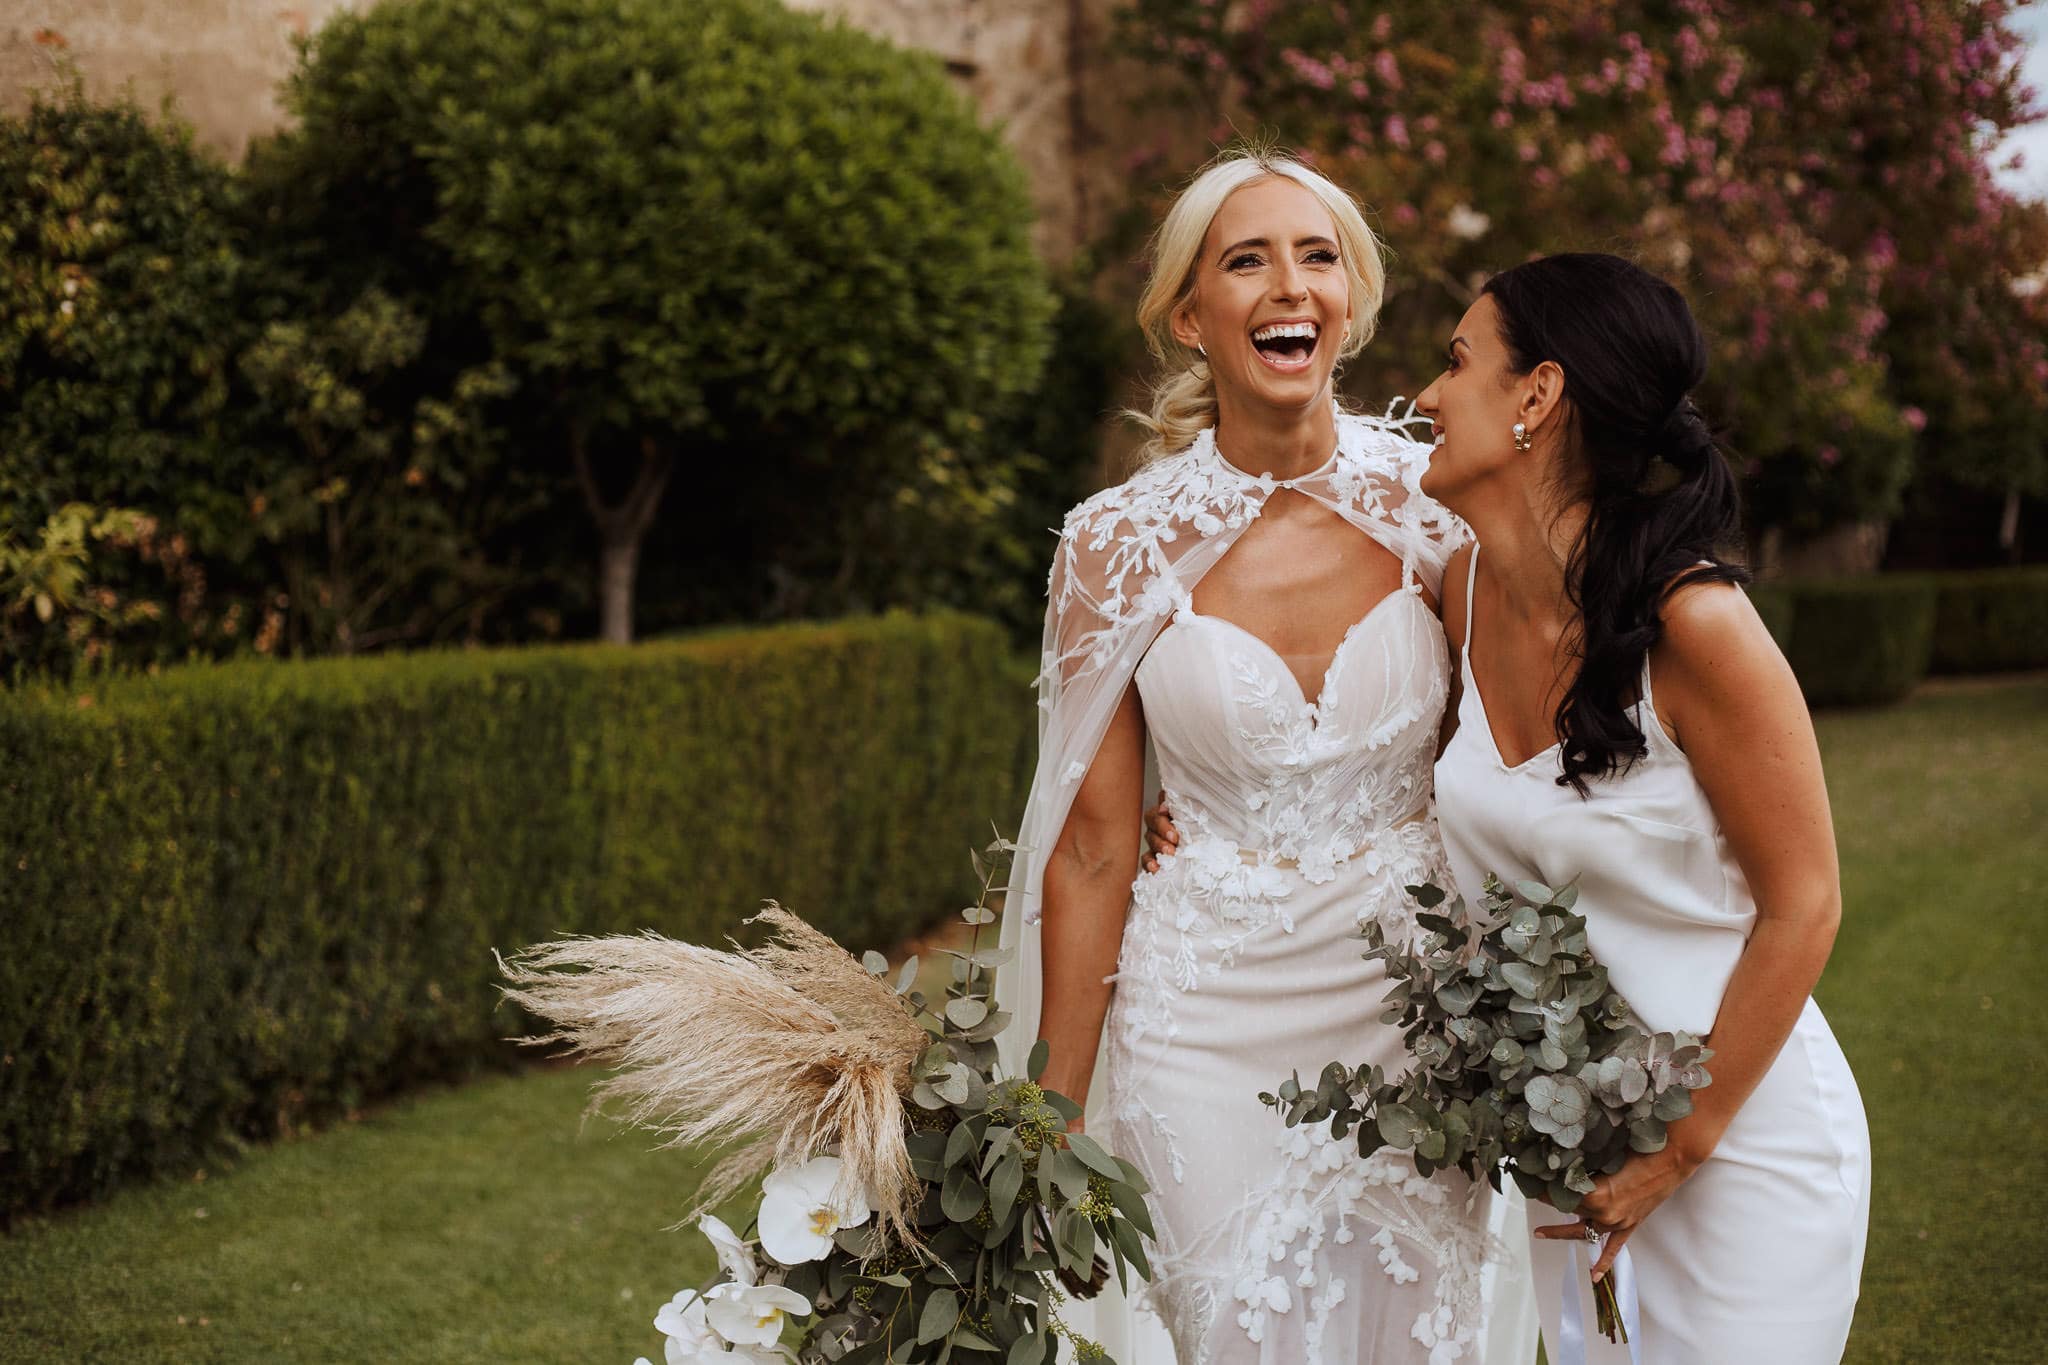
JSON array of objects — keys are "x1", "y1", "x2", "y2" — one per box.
[{"x1": 1250, "y1": 318, "x2": 1319, "y2": 372}]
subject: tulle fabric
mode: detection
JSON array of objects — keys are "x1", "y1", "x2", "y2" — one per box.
[{"x1": 992, "y1": 407, "x2": 1544, "y2": 1361}]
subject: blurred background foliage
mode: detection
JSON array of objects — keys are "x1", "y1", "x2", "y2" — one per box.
[{"x1": 4, "y1": 0, "x2": 2046, "y2": 682}]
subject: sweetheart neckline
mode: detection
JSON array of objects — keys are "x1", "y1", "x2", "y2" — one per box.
[{"x1": 1159, "y1": 586, "x2": 1428, "y2": 725}]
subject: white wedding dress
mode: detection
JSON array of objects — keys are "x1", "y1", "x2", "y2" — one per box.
[{"x1": 996, "y1": 411, "x2": 1536, "y2": 1365}]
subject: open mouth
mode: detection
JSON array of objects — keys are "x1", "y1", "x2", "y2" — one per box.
[{"x1": 1251, "y1": 320, "x2": 1319, "y2": 372}]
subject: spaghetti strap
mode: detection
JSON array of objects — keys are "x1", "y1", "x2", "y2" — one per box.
[{"x1": 1462, "y1": 544, "x2": 1481, "y2": 653}]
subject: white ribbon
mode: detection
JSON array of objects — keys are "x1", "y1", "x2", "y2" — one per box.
[{"x1": 1557, "y1": 1239, "x2": 1641, "y2": 1365}]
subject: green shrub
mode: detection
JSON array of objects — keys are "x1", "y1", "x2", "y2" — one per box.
[
  {"x1": 1929, "y1": 567, "x2": 2048, "y2": 674},
  {"x1": 0, "y1": 612, "x2": 1034, "y2": 1217},
  {"x1": 265, "y1": 0, "x2": 1054, "y2": 643},
  {"x1": 1782, "y1": 576, "x2": 1938, "y2": 707}
]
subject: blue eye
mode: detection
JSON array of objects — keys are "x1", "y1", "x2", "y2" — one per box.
[
  {"x1": 1306, "y1": 248, "x2": 1339, "y2": 265},
  {"x1": 1227, "y1": 253, "x2": 1263, "y2": 270}
]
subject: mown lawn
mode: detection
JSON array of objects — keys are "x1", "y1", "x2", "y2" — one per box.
[{"x1": 2, "y1": 679, "x2": 2042, "y2": 1363}]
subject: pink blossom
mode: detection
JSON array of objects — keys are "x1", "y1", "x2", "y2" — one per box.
[
  {"x1": 1901, "y1": 406, "x2": 1928, "y2": 432},
  {"x1": 1386, "y1": 115, "x2": 1411, "y2": 148},
  {"x1": 1818, "y1": 445, "x2": 1841, "y2": 468}
]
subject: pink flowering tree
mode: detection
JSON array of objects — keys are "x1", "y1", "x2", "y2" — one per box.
[{"x1": 1118, "y1": 0, "x2": 2043, "y2": 554}]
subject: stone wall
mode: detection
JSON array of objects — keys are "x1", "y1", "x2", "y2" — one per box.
[{"x1": 1, "y1": 0, "x2": 1164, "y2": 262}]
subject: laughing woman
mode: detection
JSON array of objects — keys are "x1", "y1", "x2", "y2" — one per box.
[{"x1": 995, "y1": 150, "x2": 1528, "y2": 1364}]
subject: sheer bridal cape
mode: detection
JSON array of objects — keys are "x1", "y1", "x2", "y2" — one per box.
[{"x1": 992, "y1": 407, "x2": 1538, "y2": 1363}]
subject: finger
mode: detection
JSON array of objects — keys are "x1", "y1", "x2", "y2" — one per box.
[
  {"x1": 1530, "y1": 1219, "x2": 1596, "y2": 1241},
  {"x1": 1591, "y1": 1225, "x2": 1634, "y2": 1282},
  {"x1": 1143, "y1": 854, "x2": 1159, "y2": 873}
]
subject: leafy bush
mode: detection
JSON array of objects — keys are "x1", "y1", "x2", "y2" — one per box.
[
  {"x1": 1782, "y1": 576, "x2": 1937, "y2": 707},
  {"x1": 1928, "y1": 567, "x2": 2048, "y2": 675},
  {"x1": 0, "y1": 612, "x2": 1034, "y2": 1218},
  {"x1": 267, "y1": 0, "x2": 1055, "y2": 642}
]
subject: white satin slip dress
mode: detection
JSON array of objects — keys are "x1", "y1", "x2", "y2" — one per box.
[{"x1": 1433, "y1": 546, "x2": 1871, "y2": 1365}]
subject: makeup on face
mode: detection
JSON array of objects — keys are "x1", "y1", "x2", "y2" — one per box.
[{"x1": 1185, "y1": 179, "x2": 1352, "y2": 402}]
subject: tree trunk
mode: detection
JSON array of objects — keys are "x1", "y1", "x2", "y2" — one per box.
[
  {"x1": 2000, "y1": 488, "x2": 2022, "y2": 560},
  {"x1": 572, "y1": 429, "x2": 675, "y2": 646},
  {"x1": 597, "y1": 534, "x2": 640, "y2": 644}
]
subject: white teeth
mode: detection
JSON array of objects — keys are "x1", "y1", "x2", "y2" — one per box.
[{"x1": 1252, "y1": 321, "x2": 1319, "y2": 342}]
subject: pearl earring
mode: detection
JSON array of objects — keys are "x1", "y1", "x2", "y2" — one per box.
[{"x1": 1512, "y1": 422, "x2": 1533, "y2": 452}]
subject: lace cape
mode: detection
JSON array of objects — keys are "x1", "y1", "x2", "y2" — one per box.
[{"x1": 994, "y1": 405, "x2": 1468, "y2": 1085}]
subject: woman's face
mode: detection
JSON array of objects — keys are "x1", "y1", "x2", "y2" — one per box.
[
  {"x1": 1172, "y1": 177, "x2": 1354, "y2": 418},
  {"x1": 1415, "y1": 293, "x2": 1529, "y2": 506}
]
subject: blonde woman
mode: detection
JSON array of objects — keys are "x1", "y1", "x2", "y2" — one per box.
[{"x1": 995, "y1": 151, "x2": 1526, "y2": 1363}]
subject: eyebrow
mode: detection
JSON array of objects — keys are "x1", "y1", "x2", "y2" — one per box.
[{"x1": 1216, "y1": 234, "x2": 1339, "y2": 261}]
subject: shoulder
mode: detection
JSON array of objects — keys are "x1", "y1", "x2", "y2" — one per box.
[
  {"x1": 1654, "y1": 575, "x2": 1794, "y2": 710},
  {"x1": 1058, "y1": 444, "x2": 1205, "y2": 542}
]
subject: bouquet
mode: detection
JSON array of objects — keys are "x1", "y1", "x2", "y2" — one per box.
[
  {"x1": 498, "y1": 840, "x2": 1154, "y2": 1365},
  {"x1": 1261, "y1": 875, "x2": 1713, "y2": 1345}
]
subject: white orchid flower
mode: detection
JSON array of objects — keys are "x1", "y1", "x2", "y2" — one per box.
[
  {"x1": 697, "y1": 1213, "x2": 758, "y2": 1288},
  {"x1": 651, "y1": 1288, "x2": 723, "y2": 1357},
  {"x1": 757, "y1": 1155, "x2": 872, "y2": 1266},
  {"x1": 703, "y1": 1279, "x2": 813, "y2": 1347}
]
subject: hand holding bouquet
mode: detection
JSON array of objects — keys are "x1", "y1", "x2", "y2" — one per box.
[
  {"x1": 499, "y1": 841, "x2": 1154, "y2": 1365},
  {"x1": 1262, "y1": 875, "x2": 1713, "y2": 1345}
]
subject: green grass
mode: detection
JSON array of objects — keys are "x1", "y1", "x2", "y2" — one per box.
[
  {"x1": 1, "y1": 681, "x2": 2043, "y2": 1362},
  {"x1": 1814, "y1": 679, "x2": 2048, "y2": 1363},
  {"x1": 0, "y1": 1065, "x2": 719, "y2": 1362}
]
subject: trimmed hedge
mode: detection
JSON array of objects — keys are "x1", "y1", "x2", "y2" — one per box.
[
  {"x1": 0, "y1": 612, "x2": 1034, "y2": 1218},
  {"x1": 1929, "y1": 567, "x2": 2048, "y2": 675},
  {"x1": 1779, "y1": 576, "x2": 1938, "y2": 707}
]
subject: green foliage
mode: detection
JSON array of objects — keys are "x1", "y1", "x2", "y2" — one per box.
[
  {"x1": 269, "y1": 0, "x2": 1055, "y2": 639},
  {"x1": 234, "y1": 289, "x2": 532, "y2": 654},
  {"x1": 0, "y1": 73, "x2": 249, "y2": 529},
  {"x1": 0, "y1": 612, "x2": 1034, "y2": 1219},
  {"x1": 0, "y1": 502, "x2": 167, "y2": 677},
  {"x1": 1781, "y1": 575, "x2": 1938, "y2": 707},
  {"x1": 1267, "y1": 878, "x2": 1712, "y2": 1219},
  {"x1": 1928, "y1": 567, "x2": 2048, "y2": 675}
]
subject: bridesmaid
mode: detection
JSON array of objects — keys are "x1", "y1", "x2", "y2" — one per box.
[{"x1": 1415, "y1": 252, "x2": 1871, "y2": 1361}]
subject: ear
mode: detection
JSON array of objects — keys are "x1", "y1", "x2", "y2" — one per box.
[
  {"x1": 1518, "y1": 359, "x2": 1566, "y2": 434},
  {"x1": 1169, "y1": 295, "x2": 1204, "y2": 355}
]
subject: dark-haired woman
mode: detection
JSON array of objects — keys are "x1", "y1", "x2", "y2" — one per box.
[{"x1": 1415, "y1": 252, "x2": 1869, "y2": 1361}]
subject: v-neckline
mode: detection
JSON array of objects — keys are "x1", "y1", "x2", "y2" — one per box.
[
  {"x1": 1182, "y1": 587, "x2": 1416, "y2": 724},
  {"x1": 1461, "y1": 642, "x2": 1562, "y2": 773}
]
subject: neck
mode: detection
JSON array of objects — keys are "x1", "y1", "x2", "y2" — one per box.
[
  {"x1": 1461, "y1": 476, "x2": 1586, "y2": 620},
  {"x1": 1211, "y1": 386, "x2": 1339, "y2": 481}
]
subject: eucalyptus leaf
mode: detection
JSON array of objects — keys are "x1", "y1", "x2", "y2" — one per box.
[{"x1": 918, "y1": 1289, "x2": 961, "y2": 1344}]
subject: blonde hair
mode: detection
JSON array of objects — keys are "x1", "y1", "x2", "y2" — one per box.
[{"x1": 1128, "y1": 149, "x2": 1387, "y2": 464}]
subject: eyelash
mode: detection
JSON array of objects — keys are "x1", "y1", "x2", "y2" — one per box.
[{"x1": 1227, "y1": 248, "x2": 1341, "y2": 271}]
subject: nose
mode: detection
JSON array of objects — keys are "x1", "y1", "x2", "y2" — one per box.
[
  {"x1": 1415, "y1": 376, "x2": 1441, "y2": 416},
  {"x1": 1269, "y1": 256, "x2": 1307, "y2": 302}
]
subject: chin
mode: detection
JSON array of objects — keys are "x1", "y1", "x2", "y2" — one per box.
[{"x1": 1418, "y1": 447, "x2": 1458, "y2": 500}]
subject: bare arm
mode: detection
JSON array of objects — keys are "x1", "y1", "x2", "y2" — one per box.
[
  {"x1": 1549, "y1": 581, "x2": 1842, "y2": 1277},
  {"x1": 1654, "y1": 581, "x2": 1841, "y2": 1165},
  {"x1": 1037, "y1": 679, "x2": 1148, "y2": 1116}
]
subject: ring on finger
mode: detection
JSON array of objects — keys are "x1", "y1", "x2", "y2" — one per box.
[{"x1": 1581, "y1": 1222, "x2": 1601, "y2": 1243}]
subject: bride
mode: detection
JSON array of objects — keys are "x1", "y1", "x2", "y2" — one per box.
[{"x1": 994, "y1": 151, "x2": 1530, "y2": 1364}]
